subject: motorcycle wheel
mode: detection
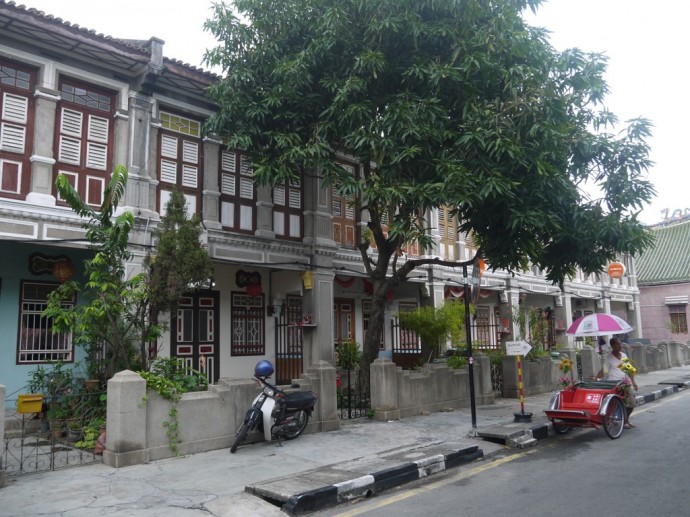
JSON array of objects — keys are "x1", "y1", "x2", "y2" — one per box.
[
  {"x1": 282, "y1": 409, "x2": 309, "y2": 440},
  {"x1": 230, "y1": 422, "x2": 251, "y2": 453}
]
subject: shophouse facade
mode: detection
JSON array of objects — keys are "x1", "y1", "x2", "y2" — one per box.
[
  {"x1": 0, "y1": 2, "x2": 642, "y2": 399},
  {"x1": 636, "y1": 217, "x2": 690, "y2": 343}
]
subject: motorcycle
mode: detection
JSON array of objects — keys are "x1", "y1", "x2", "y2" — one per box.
[{"x1": 230, "y1": 360, "x2": 318, "y2": 453}]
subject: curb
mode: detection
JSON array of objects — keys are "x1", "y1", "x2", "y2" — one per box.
[
  {"x1": 637, "y1": 385, "x2": 678, "y2": 405},
  {"x1": 282, "y1": 446, "x2": 484, "y2": 515}
]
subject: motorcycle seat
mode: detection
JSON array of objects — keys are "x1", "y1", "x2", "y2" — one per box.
[{"x1": 283, "y1": 391, "x2": 318, "y2": 409}]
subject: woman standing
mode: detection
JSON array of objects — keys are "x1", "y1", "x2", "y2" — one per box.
[{"x1": 595, "y1": 337, "x2": 638, "y2": 428}]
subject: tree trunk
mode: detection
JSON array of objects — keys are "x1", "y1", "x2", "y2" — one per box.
[{"x1": 360, "y1": 280, "x2": 389, "y2": 378}]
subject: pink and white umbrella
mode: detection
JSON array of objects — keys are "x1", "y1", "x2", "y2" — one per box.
[{"x1": 566, "y1": 313, "x2": 633, "y2": 337}]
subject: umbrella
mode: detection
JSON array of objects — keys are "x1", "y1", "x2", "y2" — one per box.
[{"x1": 566, "y1": 313, "x2": 633, "y2": 337}]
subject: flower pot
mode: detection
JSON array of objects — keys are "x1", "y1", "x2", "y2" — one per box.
[
  {"x1": 67, "y1": 428, "x2": 82, "y2": 441},
  {"x1": 85, "y1": 379, "x2": 100, "y2": 391}
]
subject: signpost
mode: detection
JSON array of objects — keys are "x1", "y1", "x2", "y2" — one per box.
[{"x1": 505, "y1": 340, "x2": 533, "y2": 422}]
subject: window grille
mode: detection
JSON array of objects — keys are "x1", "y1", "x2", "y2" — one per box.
[
  {"x1": 17, "y1": 282, "x2": 74, "y2": 364},
  {"x1": 231, "y1": 293, "x2": 265, "y2": 355}
]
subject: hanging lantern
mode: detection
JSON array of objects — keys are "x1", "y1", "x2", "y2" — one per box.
[
  {"x1": 52, "y1": 259, "x2": 75, "y2": 283},
  {"x1": 301, "y1": 270, "x2": 314, "y2": 290},
  {"x1": 246, "y1": 283, "x2": 262, "y2": 296}
]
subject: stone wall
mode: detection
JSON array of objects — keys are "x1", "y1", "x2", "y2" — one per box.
[
  {"x1": 103, "y1": 361, "x2": 339, "y2": 468},
  {"x1": 369, "y1": 354, "x2": 494, "y2": 420}
]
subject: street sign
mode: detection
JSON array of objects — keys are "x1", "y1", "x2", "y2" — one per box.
[{"x1": 505, "y1": 340, "x2": 532, "y2": 356}]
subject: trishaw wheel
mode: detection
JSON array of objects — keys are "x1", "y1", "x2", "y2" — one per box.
[
  {"x1": 604, "y1": 397, "x2": 625, "y2": 439},
  {"x1": 552, "y1": 420, "x2": 570, "y2": 434}
]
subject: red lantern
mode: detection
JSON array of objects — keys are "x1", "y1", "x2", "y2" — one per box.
[
  {"x1": 246, "y1": 284, "x2": 262, "y2": 296},
  {"x1": 52, "y1": 259, "x2": 75, "y2": 283}
]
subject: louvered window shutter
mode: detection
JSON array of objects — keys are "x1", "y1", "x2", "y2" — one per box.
[{"x1": 1, "y1": 93, "x2": 28, "y2": 153}]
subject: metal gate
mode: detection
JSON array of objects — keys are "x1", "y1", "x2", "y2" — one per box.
[
  {"x1": 337, "y1": 368, "x2": 371, "y2": 419},
  {"x1": 275, "y1": 296, "x2": 304, "y2": 385},
  {"x1": 3, "y1": 390, "x2": 105, "y2": 477}
]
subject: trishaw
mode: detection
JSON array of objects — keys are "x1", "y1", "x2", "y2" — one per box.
[{"x1": 544, "y1": 380, "x2": 628, "y2": 439}]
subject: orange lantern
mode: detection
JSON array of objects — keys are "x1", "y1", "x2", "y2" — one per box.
[
  {"x1": 607, "y1": 262, "x2": 626, "y2": 279},
  {"x1": 52, "y1": 259, "x2": 75, "y2": 283}
]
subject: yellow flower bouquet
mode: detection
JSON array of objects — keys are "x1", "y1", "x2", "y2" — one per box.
[
  {"x1": 617, "y1": 357, "x2": 636, "y2": 376},
  {"x1": 558, "y1": 357, "x2": 575, "y2": 388},
  {"x1": 558, "y1": 357, "x2": 574, "y2": 374}
]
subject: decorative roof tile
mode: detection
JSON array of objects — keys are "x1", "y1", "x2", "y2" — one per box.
[
  {"x1": 636, "y1": 217, "x2": 690, "y2": 285},
  {"x1": 1, "y1": 0, "x2": 217, "y2": 79}
]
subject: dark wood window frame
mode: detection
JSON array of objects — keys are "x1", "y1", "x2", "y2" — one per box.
[
  {"x1": 0, "y1": 58, "x2": 37, "y2": 200},
  {"x1": 157, "y1": 110, "x2": 203, "y2": 216},
  {"x1": 219, "y1": 149, "x2": 256, "y2": 233},
  {"x1": 54, "y1": 77, "x2": 116, "y2": 207}
]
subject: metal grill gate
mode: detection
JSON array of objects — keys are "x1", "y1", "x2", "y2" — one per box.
[
  {"x1": 275, "y1": 296, "x2": 304, "y2": 385},
  {"x1": 3, "y1": 390, "x2": 105, "y2": 477}
]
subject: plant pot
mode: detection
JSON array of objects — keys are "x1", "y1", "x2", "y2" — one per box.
[
  {"x1": 67, "y1": 428, "x2": 83, "y2": 441},
  {"x1": 85, "y1": 379, "x2": 100, "y2": 391}
]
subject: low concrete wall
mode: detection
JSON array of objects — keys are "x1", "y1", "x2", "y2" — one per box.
[
  {"x1": 103, "y1": 361, "x2": 339, "y2": 468},
  {"x1": 370, "y1": 354, "x2": 494, "y2": 420},
  {"x1": 503, "y1": 355, "x2": 562, "y2": 398}
]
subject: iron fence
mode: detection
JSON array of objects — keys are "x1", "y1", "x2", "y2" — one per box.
[
  {"x1": 3, "y1": 387, "x2": 106, "y2": 477},
  {"x1": 336, "y1": 368, "x2": 370, "y2": 419}
]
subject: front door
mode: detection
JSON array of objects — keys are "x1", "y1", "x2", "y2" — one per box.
[
  {"x1": 172, "y1": 291, "x2": 220, "y2": 384},
  {"x1": 275, "y1": 295, "x2": 304, "y2": 385},
  {"x1": 334, "y1": 298, "x2": 355, "y2": 348}
]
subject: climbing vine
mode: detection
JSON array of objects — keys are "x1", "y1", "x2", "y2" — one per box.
[{"x1": 138, "y1": 358, "x2": 208, "y2": 455}]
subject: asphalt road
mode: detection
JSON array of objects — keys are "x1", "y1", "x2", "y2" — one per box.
[{"x1": 317, "y1": 389, "x2": 690, "y2": 517}]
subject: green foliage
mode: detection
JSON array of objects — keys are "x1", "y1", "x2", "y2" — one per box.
[
  {"x1": 205, "y1": 0, "x2": 655, "y2": 372},
  {"x1": 27, "y1": 361, "x2": 73, "y2": 398},
  {"x1": 138, "y1": 358, "x2": 209, "y2": 455},
  {"x1": 145, "y1": 188, "x2": 214, "y2": 318},
  {"x1": 149, "y1": 357, "x2": 208, "y2": 392},
  {"x1": 446, "y1": 354, "x2": 468, "y2": 369},
  {"x1": 398, "y1": 301, "x2": 467, "y2": 362},
  {"x1": 74, "y1": 417, "x2": 105, "y2": 450},
  {"x1": 337, "y1": 341, "x2": 362, "y2": 370},
  {"x1": 43, "y1": 171, "x2": 213, "y2": 379},
  {"x1": 43, "y1": 166, "x2": 157, "y2": 379},
  {"x1": 511, "y1": 305, "x2": 551, "y2": 359}
]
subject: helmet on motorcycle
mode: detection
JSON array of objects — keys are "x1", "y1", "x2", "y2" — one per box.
[{"x1": 254, "y1": 360, "x2": 274, "y2": 378}]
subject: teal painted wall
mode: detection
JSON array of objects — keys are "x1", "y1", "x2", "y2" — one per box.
[{"x1": 1, "y1": 242, "x2": 91, "y2": 407}]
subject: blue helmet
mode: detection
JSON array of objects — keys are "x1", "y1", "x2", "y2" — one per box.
[{"x1": 254, "y1": 360, "x2": 274, "y2": 378}]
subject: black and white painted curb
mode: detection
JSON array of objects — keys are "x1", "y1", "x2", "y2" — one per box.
[
  {"x1": 282, "y1": 446, "x2": 484, "y2": 515},
  {"x1": 283, "y1": 381, "x2": 690, "y2": 514}
]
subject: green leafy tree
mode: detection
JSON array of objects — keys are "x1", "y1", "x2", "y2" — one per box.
[
  {"x1": 398, "y1": 301, "x2": 467, "y2": 362},
  {"x1": 44, "y1": 170, "x2": 214, "y2": 379},
  {"x1": 44, "y1": 166, "x2": 154, "y2": 378},
  {"x1": 204, "y1": 0, "x2": 655, "y2": 372},
  {"x1": 144, "y1": 188, "x2": 214, "y2": 354}
]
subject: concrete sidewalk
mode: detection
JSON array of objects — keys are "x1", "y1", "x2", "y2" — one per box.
[{"x1": 2, "y1": 365, "x2": 689, "y2": 517}]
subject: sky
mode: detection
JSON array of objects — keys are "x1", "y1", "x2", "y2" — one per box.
[{"x1": 18, "y1": 0, "x2": 689, "y2": 226}]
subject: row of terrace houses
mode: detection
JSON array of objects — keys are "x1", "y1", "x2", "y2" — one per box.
[{"x1": 0, "y1": 2, "x2": 642, "y2": 399}]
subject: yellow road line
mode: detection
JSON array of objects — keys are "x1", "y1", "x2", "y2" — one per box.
[
  {"x1": 333, "y1": 448, "x2": 539, "y2": 516},
  {"x1": 333, "y1": 391, "x2": 686, "y2": 516}
]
